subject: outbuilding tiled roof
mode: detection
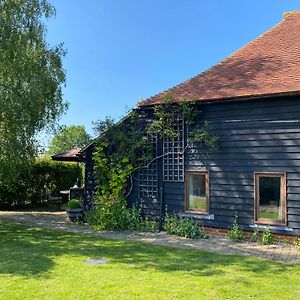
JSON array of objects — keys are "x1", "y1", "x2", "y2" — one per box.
[
  {"x1": 139, "y1": 11, "x2": 300, "y2": 107},
  {"x1": 51, "y1": 148, "x2": 81, "y2": 162}
]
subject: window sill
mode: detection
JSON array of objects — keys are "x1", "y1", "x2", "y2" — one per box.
[
  {"x1": 254, "y1": 219, "x2": 286, "y2": 226},
  {"x1": 249, "y1": 224, "x2": 293, "y2": 232},
  {"x1": 178, "y1": 212, "x2": 214, "y2": 220}
]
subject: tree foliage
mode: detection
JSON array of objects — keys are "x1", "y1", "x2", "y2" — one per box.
[
  {"x1": 0, "y1": 156, "x2": 83, "y2": 208},
  {"x1": 47, "y1": 125, "x2": 91, "y2": 155},
  {"x1": 0, "y1": 0, "x2": 67, "y2": 188}
]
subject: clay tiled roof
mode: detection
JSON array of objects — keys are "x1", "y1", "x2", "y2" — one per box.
[{"x1": 139, "y1": 11, "x2": 300, "y2": 107}]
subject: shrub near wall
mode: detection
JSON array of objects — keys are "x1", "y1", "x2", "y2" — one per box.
[{"x1": 0, "y1": 157, "x2": 83, "y2": 208}]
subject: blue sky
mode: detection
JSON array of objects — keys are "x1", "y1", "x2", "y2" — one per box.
[{"x1": 46, "y1": 0, "x2": 300, "y2": 137}]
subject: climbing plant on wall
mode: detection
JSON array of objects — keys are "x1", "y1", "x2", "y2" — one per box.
[
  {"x1": 90, "y1": 94, "x2": 219, "y2": 227},
  {"x1": 92, "y1": 112, "x2": 151, "y2": 208}
]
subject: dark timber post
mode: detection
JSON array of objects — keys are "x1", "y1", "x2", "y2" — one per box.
[{"x1": 158, "y1": 185, "x2": 164, "y2": 231}]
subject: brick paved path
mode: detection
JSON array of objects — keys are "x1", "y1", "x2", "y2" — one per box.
[{"x1": 0, "y1": 211, "x2": 299, "y2": 264}]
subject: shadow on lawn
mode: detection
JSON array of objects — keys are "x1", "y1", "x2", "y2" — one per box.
[{"x1": 0, "y1": 222, "x2": 296, "y2": 278}]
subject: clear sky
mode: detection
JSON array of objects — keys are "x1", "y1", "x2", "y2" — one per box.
[{"x1": 46, "y1": 0, "x2": 300, "y2": 137}]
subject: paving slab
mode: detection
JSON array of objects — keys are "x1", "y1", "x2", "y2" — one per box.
[{"x1": 0, "y1": 211, "x2": 299, "y2": 264}]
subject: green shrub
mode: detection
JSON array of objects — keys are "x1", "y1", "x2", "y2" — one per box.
[
  {"x1": 66, "y1": 199, "x2": 82, "y2": 209},
  {"x1": 139, "y1": 218, "x2": 158, "y2": 232},
  {"x1": 163, "y1": 213, "x2": 178, "y2": 235},
  {"x1": 163, "y1": 213, "x2": 207, "y2": 239},
  {"x1": 228, "y1": 213, "x2": 244, "y2": 242},
  {"x1": 250, "y1": 226, "x2": 260, "y2": 242},
  {"x1": 126, "y1": 205, "x2": 142, "y2": 230},
  {"x1": 293, "y1": 238, "x2": 300, "y2": 249},
  {"x1": 85, "y1": 202, "x2": 126, "y2": 231},
  {"x1": 85, "y1": 202, "x2": 158, "y2": 232},
  {"x1": 261, "y1": 226, "x2": 274, "y2": 245},
  {"x1": 0, "y1": 156, "x2": 83, "y2": 208}
]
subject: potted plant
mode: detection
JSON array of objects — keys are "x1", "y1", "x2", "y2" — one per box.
[{"x1": 66, "y1": 198, "x2": 84, "y2": 222}]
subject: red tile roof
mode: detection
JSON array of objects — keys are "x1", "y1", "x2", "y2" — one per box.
[{"x1": 139, "y1": 11, "x2": 300, "y2": 107}]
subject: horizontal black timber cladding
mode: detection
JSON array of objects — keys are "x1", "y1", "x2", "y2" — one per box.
[
  {"x1": 209, "y1": 184, "x2": 253, "y2": 192},
  {"x1": 210, "y1": 178, "x2": 253, "y2": 186},
  {"x1": 210, "y1": 202, "x2": 253, "y2": 210},
  {"x1": 164, "y1": 204, "x2": 184, "y2": 212},
  {"x1": 287, "y1": 186, "x2": 300, "y2": 194},
  {"x1": 187, "y1": 165, "x2": 300, "y2": 173},
  {"x1": 287, "y1": 201, "x2": 300, "y2": 208},
  {"x1": 210, "y1": 197, "x2": 254, "y2": 205},
  {"x1": 208, "y1": 172, "x2": 300, "y2": 180},
  {"x1": 204, "y1": 109, "x2": 300, "y2": 122},
  {"x1": 188, "y1": 159, "x2": 300, "y2": 168},
  {"x1": 286, "y1": 180, "x2": 300, "y2": 186},
  {"x1": 288, "y1": 208, "x2": 300, "y2": 217},
  {"x1": 188, "y1": 151, "x2": 300, "y2": 161},
  {"x1": 217, "y1": 132, "x2": 300, "y2": 141},
  {"x1": 201, "y1": 97, "x2": 300, "y2": 114},
  {"x1": 288, "y1": 222, "x2": 300, "y2": 230},
  {"x1": 216, "y1": 128, "x2": 300, "y2": 136},
  {"x1": 213, "y1": 210, "x2": 252, "y2": 218},
  {"x1": 208, "y1": 120, "x2": 300, "y2": 131},
  {"x1": 163, "y1": 182, "x2": 185, "y2": 188},
  {"x1": 164, "y1": 196, "x2": 184, "y2": 202},
  {"x1": 163, "y1": 187, "x2": 184, "y2": 195},
  {"x1": 191, "y1": 146, "x2": 300, "y2": 154},
  {"x1": 202, "y1": 99, "x2": 300, "y2": 117},
  {"x1": 192, "y1": 139, "x2": 300, "y2": 148},
  {"x1": 176, "y1": 97, "x2": 300, "y2": 233}
]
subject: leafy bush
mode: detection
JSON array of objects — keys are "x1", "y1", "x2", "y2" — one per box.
[
  {"x1": 261, "y1": 226, "x2": 274, "y2": 245},
  {"x1": 139, "y1": 218, "x2": 158, "y2": 233},
  {"x1": 85, "y1": 202, "x2": 158, "y2": 232},
  {"x1": 228, "y1": 213, "x2": 244, "y2": 242},
  {"x1": 163, "y1": 213, "x2": 207, "y2": 239},
  {"x1": 66, "y1": 199, "x2": 82, "y2": 209},
  {"x1": 250, "y1": 226, "x2": 260, "y2": 242},
  {"x1": 86, "y1": 202, "x2": 127, "y2": 231},
  {"x1": 293, "y1": 238, "x2": 300, "y2": 249},
  {"x1": 0, "y1": 156, "x2": 83, "y2": 208}
]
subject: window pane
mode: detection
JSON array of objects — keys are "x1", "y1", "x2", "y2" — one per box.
[
  {"x1": 188, "y1": 174, "x2": 207, "y2": 210},
  {"x1": 259, "y1": 176, "x2": 282, "y2": 221}
]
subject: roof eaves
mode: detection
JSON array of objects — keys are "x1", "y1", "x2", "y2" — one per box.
[{"x1": 139, "y1": 90, "x2": 300, "y2": 108}]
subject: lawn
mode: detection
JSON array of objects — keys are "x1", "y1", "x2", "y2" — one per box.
[{"x1": 0, "y1": 222, "x2": 299, "y2": 300}]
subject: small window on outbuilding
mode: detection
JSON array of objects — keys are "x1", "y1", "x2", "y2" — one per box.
[
  {"x1": 254, "y1": 173, "x2": 286, "y2": 225},
  {"x1": 185, "y1": 172, "x2": 209, "y2": 214}
]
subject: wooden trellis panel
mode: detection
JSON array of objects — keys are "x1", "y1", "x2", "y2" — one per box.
[
  {"x1": 163, "y1": 118, "x2": 185, "y2": 182},
  {"x1": 139, "y1": 134, "x2": 159, "y2": 199}
]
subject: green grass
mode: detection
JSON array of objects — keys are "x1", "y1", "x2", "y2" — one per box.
[
  {"x1": 0, "y1": 222, "x2": 299, "y2": 300},
  {"x1": 259, "y1": 207, "x2": 279, "y2": 220},
  {"x1": 189, "y1": 195, "x2": 207, "y2": 209}
]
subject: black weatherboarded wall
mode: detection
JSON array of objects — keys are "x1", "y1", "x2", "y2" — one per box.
[
  {"x1": 84, "y1": 95, "x2": 300, "y2": 236},
  {"x1": 163, "y1": 95, "x2": 300, "y2": 235}
]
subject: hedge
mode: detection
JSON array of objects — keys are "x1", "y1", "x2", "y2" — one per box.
[{"x1": 0, "y1": 157, "x2": 83, "y2": 208}]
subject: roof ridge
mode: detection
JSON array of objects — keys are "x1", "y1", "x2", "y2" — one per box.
[{"x1": 283, "y1": 10, "x2": 300, "y2": 19}]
